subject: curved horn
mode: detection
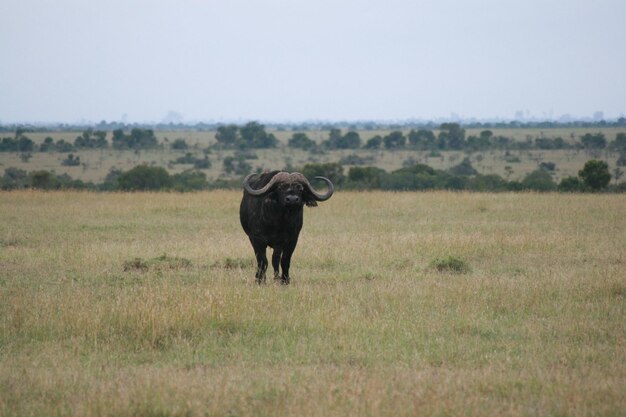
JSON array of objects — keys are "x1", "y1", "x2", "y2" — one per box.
[
  {"x1": 293, "y1": 173, "x2": 334, "y2": 201},
  {"x1": 243, "y1": 172, "x2": 290, "y2": 196}
]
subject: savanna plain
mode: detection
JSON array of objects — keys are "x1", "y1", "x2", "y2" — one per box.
[{"x1": 0, "y1": 190, "x2": 624, "y2": 416}]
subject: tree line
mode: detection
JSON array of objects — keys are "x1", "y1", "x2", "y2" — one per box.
[
  {"x1": 2, "y1": 159, "x2": 622, "y2": 193},
  {"x1": 0, "y1": 128, "x2": 159, "y2": 153},
  {"x1": 3, "y1": 123, "x2": 626, "y2": 154},
  {"x1": 288, "y1": 125, "x2": 626, "y2": 153}
]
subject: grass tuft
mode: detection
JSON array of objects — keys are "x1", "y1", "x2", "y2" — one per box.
[
  {"x1": 123, "y1": 254, "x2": 192, "y2": 272},
  {"x1": 430, "y1": 255, "x2": 471, "y2": 274},
  {"x1": 213, "y1": 257, "x2": 254, "y2": 269}
]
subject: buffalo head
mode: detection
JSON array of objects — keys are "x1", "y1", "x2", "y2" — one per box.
[{"x1": 242, "y1": 171, "x2": 333, "y2": 208}]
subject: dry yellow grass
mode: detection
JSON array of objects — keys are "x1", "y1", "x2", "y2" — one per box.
[{"x1": 0, "y1": 190, "x2": 625, "y2": 416}]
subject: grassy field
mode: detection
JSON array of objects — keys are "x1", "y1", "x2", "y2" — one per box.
[
  {"x1": 0, "y1": 190, "x2": 624, "y2": 416},
  {"x1": 1, "y1": 127, "x2": 624, "y2": 184}
]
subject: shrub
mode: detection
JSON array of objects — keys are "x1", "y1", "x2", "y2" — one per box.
[
  {"x1": 301, "y1": 163, "x2": 345, "y2": 186},
  {"x1": 558, "y1": 176, "x2": 584, "y2": 192},
  {"x1": 347, "y1": 166, "x2": 386, "y2": 189},
  {"x1": 171, "y1": 170, "x2": 208, "y2": 191},
  {"x1": 521, "y1": 169, "x2": 556, "y2": 191},
  {"x1": 238, "y1": 122, "x2": 277, "y2": 149},
  {"x1": 223, "y1": 156, "x2": 252, "y2": 175},
  {"x1": 61, "y1": 154, "x2": 81, "y2": 166},
  {"x1": 117, "y1": 165, "x2": 172, "y2": 190},
  {"x1": 172, "y1": 153, "x2": 197, "y2": 164},
  {"x1": 1, "y1": 167, "x2": 29, "y2": 189},
  {"x1": 539, "y1": 162, "x2": 556, "y2": 171},
  {"x1": 193, "y1": 156, "x2": 211, "y2": 169},
  {"x1": 449, "y1": 158, "x2": 478, "y2": 176},
  {"x1": 339, "y1": 154, "x2": 374, "y2": 166}
]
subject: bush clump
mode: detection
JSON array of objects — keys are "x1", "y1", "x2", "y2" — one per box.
[
  {"x1": 430, "y1": 256, "x2": 471, "y2": 274},
  {"x1": 123, "y1": 254, "x2": 192, "y2": 272},
  {"x1": 213, "y1": 257, "x2": 254, "y2": 269}
]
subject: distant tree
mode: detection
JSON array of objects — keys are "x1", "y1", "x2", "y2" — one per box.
[
  {"x1": 55, "y1": 139, "x2": 74, "y2": 152},
  {"x1": 578, "y1": 160, "x2": 611, "y2": 191},
  {"x1": 466, "y1": 130, "x2": 494, "y2": 151},
  {"x1": 611, "y1": 132, "x2": 626, "y2": 151},
  {"x1": 323, "y1": 129, "x2": 360, "y2": 149},
  {"x1": 438, "y1": 123, "x2": 465, "y2": 150},
  {"x1": 93, "y1": 130, "x2": 107, "y2": 147},
  {"x1": 580, "y1": 132, "x2": 607, "y2": 149},
  {"x1": 112, "y1": 129, "x2": 126, "y2": 149},
  {"x1": 288, "y1": 133, "x2": 316, "y2": 150},
  {"x1": 408, "y1": 129, "x2": 436, "y2": 149},
  {"x1": 215, "y1": 125, "x2": 239, "y2": 147},
  {"x1": 325, "y1": 128, "x2": 342, "y2": 148},
  {"x1": 364, "y1": 135, "x2": 382, "y2": 149},
  {"x1": 383, "y1": 131, "x2": 406, "y2": 149},
  {"x1": 112, "y1": 129, "x2": 158, "y2": 150},
  {"x1": 129, "y1": 128, "x2": 158, "y2": 149},
  {"x1": 340, "y1": 131, "x2": 362, "y2": 149},
  {"x1": 18, "y1": 136, "x2": 35, "y2": 152},
  {"x1": 171, "y1": 138, "x2": 188, "y2": 150},
  {"x1": 74, "y1": 128, "x2": 107, "y2": 149},
  {"x1": 238, "y1": 121, "x2": 276, "y2": 149},
  {"x1": 40, "y1": 137, "x2": 55, "y2": 152}
]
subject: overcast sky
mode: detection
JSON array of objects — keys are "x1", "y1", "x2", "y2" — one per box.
[{"x1": 1, "y1": 0, "x2": 625, "y2": 123}]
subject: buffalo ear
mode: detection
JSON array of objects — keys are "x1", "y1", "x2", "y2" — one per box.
[{"x1": 303, "y1": 191, "x2": 318, "y2": 207}]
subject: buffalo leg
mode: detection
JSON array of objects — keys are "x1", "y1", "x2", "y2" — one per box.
[
  {"x1": 271, "y1": 247, "x2": 282, "y2": 280},
  {"x1": 280, "y1": 240, "x2": 298, "y2": 285},
  {"x1": 251, "y1": 239, "x2": 268, "y2": 284}
]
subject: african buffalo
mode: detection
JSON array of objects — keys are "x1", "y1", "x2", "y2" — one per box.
[{"x1": 240, "y1": 170, "x2": 334, "y2": 284}]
